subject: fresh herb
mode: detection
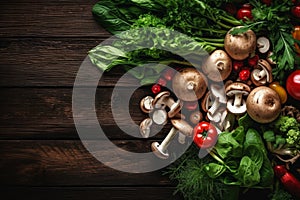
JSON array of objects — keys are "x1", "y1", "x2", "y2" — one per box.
[{"x1": 230, "y1": 0, "x2": 298, "y2": 82}]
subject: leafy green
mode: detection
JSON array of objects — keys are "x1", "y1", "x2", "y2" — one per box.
[{"x1": 230, "y1": 0, "x2": 298, "y2": 82}]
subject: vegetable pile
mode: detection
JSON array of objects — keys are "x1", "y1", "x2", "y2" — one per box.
[{"x1": 89, "y1": 0, "x2": 300, "y2": 199}]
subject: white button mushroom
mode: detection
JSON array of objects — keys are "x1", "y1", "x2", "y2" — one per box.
[
  {"x1": 139, "y1": 118, "x2": 153, "y2": 138},
  {"x1": 257, "y1": 36, "x2": 270, "y2": 54},
  {"x1": 152, "y1": 91, "x2": 182, "y2": 118}
]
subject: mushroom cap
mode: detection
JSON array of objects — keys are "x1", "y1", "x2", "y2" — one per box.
[
  {"x1": 246, "y1": 86, "x2": 281, "y2": 123},
  {"x1": 172, "y1": 68, "x2": 208, "y2": 101},
  {"x1": 202, "y1": 50, "x2": 232, "y2": 82},
  {"x1": 201, "y1": 91, "x2": 212, "y2": 113},
  {"x1": 257, "y1": 36, "x2": 270, "y2": 54},
  {"x1": 139, "y1": 118, "x2": 153, "y2": 138},
  {"x1": 224, "y1": 27, "x2": 257, "y2": 60},
  {"x1": 251, "y1": 59, "x2": 273, "y2": 86},
  {"x1": 210, "y1": 84, "x2": 227, "y2": 104},
  {"x1": 151, "y1": 109, "x2": 167, "y2": 125},
  {"x1": 168, "y1": 100, "x2": 183, "y2": 118},
  {"x1": 171, "y1": 119, "x2": 193, "y2": 137},
  {"x1": 189, "y1": 110, "x2": 203, "y2": 125},
  {"x1": 225, "y1": 82, "x2": 251, "y2": 96},
  {"x1": 151, "y1": 142, "x2": 169, "y2": 159},
  {"x1": 140, "y1": 96, "x2": 154, "y2": 113},
  {"x1": 152, "y1": 91, "x2": 170, "y2": 108}
]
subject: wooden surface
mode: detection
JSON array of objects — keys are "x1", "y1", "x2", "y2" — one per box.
[
  {"x1": 0, "y1": 1, "x2": 293, "y2": 199},
  {"x1": 0, "y1": 1, "x2": 182, "y2": 199}
]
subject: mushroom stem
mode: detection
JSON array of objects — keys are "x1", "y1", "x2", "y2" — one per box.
[
  {"x1": 159, "y1": 127, "x2": 178, "y2": 152},
  {"x1": 208, "y1": 97, "x2": 220, "y2": 115},
  {"x1": 234, "y1": 93, "x2": 243, "y2": 106},
  {"x1": 186, "y1": 81, "x2": 195, "y2": 91},
  {"x1": 258, "y1": 69, "x2": 267, "y2": 80},
  {"x1": 178, "y1": 132, "x2": 186, "y2": 144},
  {"x1": 216, "y1": 61, "x2": 225, "y2": 71}
]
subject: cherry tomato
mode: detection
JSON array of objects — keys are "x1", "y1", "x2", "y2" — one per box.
[
  {"x1": 292, "y1": 26, "x2": 300, "y2": 54},
  {"x1": 236, "y1": 9, "x2": 253, "y2": 21},
  {"x1": 233, "y1": 60, "x2": 244, "y2": 71},
  {"x1": 151, "y1": 84, "x2": 161, "y2": 94},
  {"x1": 269, "y1": 82, "x2": 288, "y2": 104},
  {"x1": 261, "y1": 0, "x2": 272, "y2": 6},
  {"x1": 286, "y1": 70, "x2": 300, "y2": 100},
  {"x1": 193, "y1": 121, "x2": 218, "y2": 149},
  {"x1": 157, "y1": 78, "x2": 167, "y2": 86},
  {"x1": 239, "y1": 69, "x2": 251, "y2": 81},
  {"x1": 162, "y1": 68, "x2": 175, "y2": 81},
  {"x1": 225, "y1": 3, "x2": 237, "y2": 16},
  {"x1": 248, "y1": 55, "x2": 259, "y2": 67},
  {"x1": 292, "y1": 5, "x2": 300, "y2": 18}
]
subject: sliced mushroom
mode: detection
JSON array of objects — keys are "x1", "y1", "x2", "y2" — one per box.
[
  {"x1": 224, "y1": 27, "x2": 257, "y2": 60},
  {"x1": 257, "y1": 36, "x2": 270, "y2": 54},
  {"x1": 139, "y1": 118, "x2": 153, "y2": 138},
  {"x1": 151, "y1": 119, "x2": 193, "y2": 159},
  {"x1": 267, "y1": 51, "x2": 276, "y2": 65},
  {"x1": 140, "y1": 96, "x2": 154, "y2": 113},
  {"x1": 151, "y1": 109, "x2": 168, "y2": 125},
  {"x1": 172, "y1": 68, "x2": 207, "y2": 101},
  {"x1": 225, "y1": 82, "x2": 251, "y2": 115},
  {"x1": 251, "y1": 59, "x2": 273, "y2": 86},
  {"x1": 152, "y1": 91, "x2": 182, "y2": 118},
  {"x1": 201, "y1": 91, "x2": 213, "y2": 113},
  {"x1": 202, "y1": 50, "x2": 232, "y2": 82},
  {"x1": 189, "y1": 110, "x2": 203, "y2": 125}
]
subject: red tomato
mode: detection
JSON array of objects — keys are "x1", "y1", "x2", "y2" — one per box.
[
  {"x1": 236, "y1": 7, "x2": 253, "y2": 21},
  {"x1": 151, "y1": 84, "x2": 161, "y2": 94},
  {"x1": 292, "y1": 5, "x2": 300, "y2": 18},
  {"x1": 193, "y1": 121, "x2": 218, "y2": 149},
  {"x1": 286, "y1": 70, "x2": 300, "y2": 100}
]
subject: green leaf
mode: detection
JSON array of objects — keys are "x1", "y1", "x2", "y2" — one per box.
[{"x1": 204, "y1": 163, "x2": 227, "y2": 179}]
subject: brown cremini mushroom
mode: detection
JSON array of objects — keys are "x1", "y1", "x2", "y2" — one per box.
[
  {"x1": 251, "y1": 59, "x2": 273, "y2": 86},
  {"x1": 172, "y1": 68, "x2": 207, "y2": 102},
  {"x1": 225, "y1": 82, "x2": 251, "y2": 115},
  {"x1": 257, "y1": 36, "x2": 270, "y2": 54},
  {"x1": 246, "y1": 86, "x2": 281, "y2": 123},
  {"x1": 151, "y1": 119, "x2": 193, "y2": 159},
  {"x1": 152, "y1": 91, "x2": 182, "y2": 118},
  {"x1": 140, "y1": 96, "x2": 154, "y2": 113},
  {"x1": 224, "y1": 27, "x2": 257, "y2": 60},
  {"x1": 139, "y1": 118, "x2": 153, "y2": 138},
  {"x1": 202, "y1": 50, "x2": 232, "y2": 82}
]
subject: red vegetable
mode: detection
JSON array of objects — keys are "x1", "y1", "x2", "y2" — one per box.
[
  {"x1": 233, "y1": 60, "x2": 244, "y2": 71},
  {"x1": 193, "y1": 121, "x2": 218, "y2": 149},
  {"x1": 157, "y1": 78, "x2": 167, "y2": 87},
  {"x1": 273, "y1": 165, "x2": 300, "y2": 198},
  {"x1": 239, "y1": 69, "x2": 251, "y2": 81},
  {"x1": 162, "y1": 68, "x2": 175, "y2": 81},
  {"x1": 292, "y1": 5, "x2": 300, "y2": 18},
  {"x1": 248, "y1": 55, "x2": 259, "y2": 67},
  {"x1": 151, "y1": 84, "x2": 161, "y2": 94},
  {"x1": 236, "y1": 5, "x2": 253, "y2": 21},
  {"x1": 286, "y1": 70, "x2": 300, "y2": 100},
  {"x1": 261, "y1": 0, "x2": 272, "y2": 6},
  {"x1": 225, "y1": 3, "x2": 237, "y2": 16}
]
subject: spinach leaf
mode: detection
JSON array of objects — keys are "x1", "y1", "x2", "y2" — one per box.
[
  {"x1": 204, "y1": 163, "x2": 227, "y2": 179},
  {"x1": 234, "y1": 156, "x2": 261, "y2": 187}
]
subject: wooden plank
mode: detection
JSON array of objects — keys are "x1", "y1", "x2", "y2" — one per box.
[
  {"x1": 0, "y1": 88, "x2": 171, "y2": 139},
  {"x1": 0, "y1": 140, "x2": 176, "y2": 186},
  {"x1": 0, "y1": 0, "x2": 110, "y2": 37},
  {"x1": 0, "y1": 38, "x2": 139, "y2": 87},
  {"x1": 0, "y1": 187, "x2": 181, "y2": 200}
]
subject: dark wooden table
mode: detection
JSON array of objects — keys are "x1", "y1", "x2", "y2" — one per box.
[{"x1": 0, "y1": 0, "x2": 182, "y2": 199}]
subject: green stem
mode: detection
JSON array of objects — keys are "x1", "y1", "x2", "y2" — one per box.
[
  {"x1": 209, "y1": 150, "x2": 225, "y2": 165},
  {"x1": 199, "y1": 38, "x2": 225, "y2": 43},
  {"x1": 217, "y1": 21, "x2": 233, "y2": 30},
  {"x1": 200, "y1": 28, "x2": 227, "y2": 34},
  {"x1": 219, "y1": 15, "x2": 242, "y2": 26}
]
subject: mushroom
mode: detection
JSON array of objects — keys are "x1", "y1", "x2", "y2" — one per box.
[
  {"x1": 257, "y1": 36, "x2": 270, "y2": 54},
  {"x1": 189, "y1": 110, "x2": 203, "y2": 125},
  {"x1": 267, "y1": 51, "x2": 276, "y2": 65},
  {"x1": 172, "y1": 68, "x2": 207, "y2": 102},
  {"x1": 201, "y1": 91, "x2": 213, "y2": 113},
  {"x1": 202, "y1": 49, "x2": 232, "y2": 82},
  {"x1": 246, "y1": 86, "x2": 281, "y2": 123},
  {"x1": 225, "y1": 82, "x2": 251, "y2": 115},
  {"x1": 139, "y1": 118, "x2": 153, "y2": 138},
  {"x1": 140, "y1": 96, "x2": 154, "y2": 113},
  {"x1": 151, "y1": 119, "x2": 193, "y2": 159},
  {"x1": 152, "y1": 91, "x2": 182, "y2": 118},
  {"x1": 224, "y1": 27, "x2": 257, "y2": 60},
  {"x1": 151, "y1": 109, "x2": 168, "y2": 125},
  {"x1": 251, "y1": 59, "x2": 273, "y2": 86}
]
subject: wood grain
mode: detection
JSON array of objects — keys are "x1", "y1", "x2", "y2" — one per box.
[
  {"x1": 0, "y1": 187, "x2": 181, "y2": 200},
  {"x1": 0, "y1": 0, "x2": 110, "y2": 37},
  {"x1": 0, "y1": 140, "x2": 176, "y2": 186},
  {"x1": 0, "y1": 38, "x2": 139, "y2": 87}
]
